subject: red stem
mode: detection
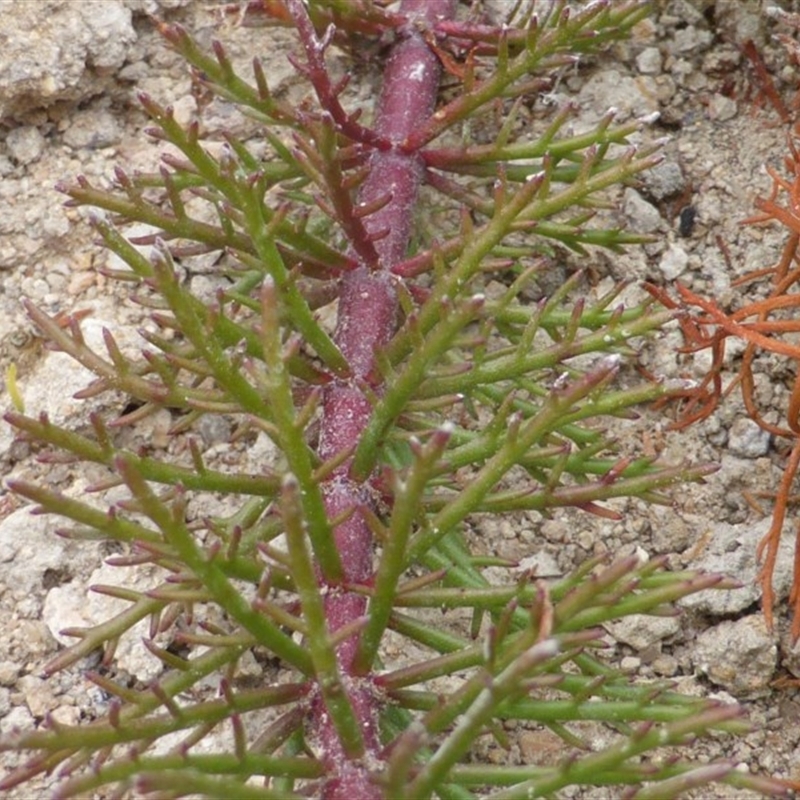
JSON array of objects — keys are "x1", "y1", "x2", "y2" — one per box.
[{"x1": 306, "y1": 1, "x2": 456, "y2": 797}]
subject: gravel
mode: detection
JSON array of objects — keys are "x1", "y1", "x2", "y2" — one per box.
[{"x1": 2, "y1": 0, "x2": 800, "y2": 796}]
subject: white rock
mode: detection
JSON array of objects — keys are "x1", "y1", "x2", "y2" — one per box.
[
  {"x1": 6, "y1": 315, "x2": 146, "y2": 438},
  {"x1": 694, "y1": 615, "x2": 777, "y2": 697},
  {"x1": 636, "y1": 47, "x2": 663, "y2": 75},
  {"x1": 672, "y1": 26, "x2": 713, "y2": 55},
  {"x1": 0, "y1": 507, "x2": 99, "y2": 598},
  {"x1": 0, "y1": 704, "x2": 33, "y2": 736},
  {"x1": 0, "y1": 1, "x2": 136, "y2": 119},
  {"x1": 707, "y1": 94, "x2": 738, "y2": 122},
  {"x1": 728, "y1": 417, "x2": 771, "y2": 458},
  {"x1": 680, "y1": 516, "x2": 793, "y2": 616},
  {"x1": 5, "y1": 126, "x2": 46, "y2": 165},
  {"x1": 605, "y1": 613, "x2": 680, "y2": 651},
  {"x1": 659, "y1": 244, "x2": 689, "y2": 280},
  {"x1": 623, "y1": 188, "x2": 662, "y2": 233},
  {"x1": 643, "y1": 160, "x2": 686, "y2": 201},
  {"x1": 0, "y1": 660, "x2": 18, "y2": 686},
  {"x1": 576, "y1": 69, "x2": 659, "y2": 125},
  {"x1": 516, "y1": 551, "x2": 561, "y2": 578},
  {"x1": 781, "y1": 632, "x2": 800, "y2": 679},
  {"x1": 62, "y1": 108, "x2": 121, "y2": 150},
  {"x1": 43, "y1": 560, "x2": 168, "y2": 682},
  {"x1": 18, "y1": 674, "x2": 59, "y2": 718}
]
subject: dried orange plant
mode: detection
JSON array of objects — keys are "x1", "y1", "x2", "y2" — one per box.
[{"x1": 647, "y1": 134, "x2": 800, "y2": 639}]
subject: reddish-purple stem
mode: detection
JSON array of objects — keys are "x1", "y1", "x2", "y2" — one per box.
[
  {"x1": 293, "y1": 0, "x2": 457, "y2": 797},
  {"x1": 288, "y1": 0, "x2": 391, "y2": 151}
]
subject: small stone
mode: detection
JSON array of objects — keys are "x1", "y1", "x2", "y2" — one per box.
[
  {"x1": 576, "y1": 69, "x2": 659, "y2": 125},
  {"x1": 672, "y1": 26, "x2": 713, "y2": 54},
  {"x1": 235, "y1": 650, "x2": 262, "y2": 680},
  {"x1": 62, "y1": 108, "x2": 121, "y2": 150},
  {"x1": 41, "y1": 207, "x2": 70, "y2": 238},
  {"x1": 636, "y1": 46, "x2": 662, "y2": 75},
  {"x1": 624, "y1": 188, "x2": 662, "y2": 233},
  {"x1": 620, "y1": 656, "x2": 641, "y2": 673},
  {"x1": 0, "y1": 687, "x2": 10, "y2": 717},
  {"x1": 16, "y1": 620, "x2": 58, "y2": 659},
  {"x1": 576, "y1": 530, "x2": 594, "y2": 550},
  {"x1": 196, "y1": 414, "x2": 233, "y2": 448},
  {"x1": 0, "y1": 704, "x2": 33, "y2": 736},
  {"x1": 19, "y1": 674, "x2": 59, "y2": 718},
  {"x1": 707, "y1": 94, "x2": 738, "y2": 122},
  {"x1": 44, "y1": 562, "x2": 168, "y2": 682},
  {"x1": 728, "y1": 417, "x2": 771, "y2": 458},
  {"x1": 516, "y1": 551, "x2": 561, "y2": 578},
  {"x1": 681, "y1": 517, "x2": 793, "y2": 617},
  {"x1": 518, "y1": 728, "x2": 567, "y2": 766},
  {"x1": 5, "y1": 126, "x2": 46, "y2": 165},
  {"x1": 68, "y1": 269, "x2": 96, "y2": 296},
  {"x1": 605, "y1": 614, "x2": 680, "y2": 651},
  {"x1": 0, "y1": 661, "x2": 19, "y2": 686},
  {"x1": 651, "y1": 654, "x2": 679, "y2": 677},
  {"x1": 659, "y1": 244, "x2": 689, "y2": 281},
  {"x1": 50, "y1": 704, "x2": 81, "y2": 726},
  {"x1": 782, "y1": 633, "x2": 800, "y2": 679},
  {"x1": 171, "y1": 94, "x2": 197, "y2": 128},
  {"x1": 0, "y1": 2, "x2": 136, "y2": 119},
  {"x1": 643, "y1": 161, "x2": 685, "y2": 201},
  {"x1": 0, "y1": 508, "x2": 95, "y2": 596},
  {"x1": 694, "y1": 615, "x2": 777, "y2": 698}
]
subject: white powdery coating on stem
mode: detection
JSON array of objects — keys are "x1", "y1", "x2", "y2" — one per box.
[
  {"x1": 639, "y1": 110, "x2": 661, "y2": 125},
  {"x1": 408, "y1": 62, "x2": 427, "y2": 82}
]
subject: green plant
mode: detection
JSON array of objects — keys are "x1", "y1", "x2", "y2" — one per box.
[{"x1": 0, "y1": 1, "x2": 790, "y2": 798}]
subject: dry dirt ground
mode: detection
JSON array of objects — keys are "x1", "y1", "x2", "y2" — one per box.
[{"x1": 3, "y1": 0, "x2": 800, "y2": 797}]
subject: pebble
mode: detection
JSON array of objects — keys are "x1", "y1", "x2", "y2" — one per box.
[
  {"x1": 605, "y1": 614, "x2": 680, "y2": 651},
  {"x1": 681, "y1": 517, "x2": 793, "y2": 617},
  {"x1": 5, "y1": 126, "x2": 46, "y2": 165},
  {"x1": 515, "y1": 551, "x2": 562, "y2": 578},
  {"x1": 576, "y1": 69, "x2": 659, "y2": 125},
  {"x1": 620, "y1": 655, "x2": 641, "y2": 673},
  {"x1": 694, "y1": 615, "x2": 777, "y2": 698},
  {"x1": 651, "y1": 654, "x2": 679, "y2": 677},
  {"x1": 636, "y1": 47, "x2": 663, "y2": 75},
  {"x1": 43, "y1": 561, "x2": 168, "y2": 683},
  {"x1": 707, "y1": 94, "x2": 738, "y2": 122},
  {"x1": 643, "y1": 160, "x2": 686, "y2": 201},
  {"x1": 624, "y1": 188, "x2": 663, "y2": 233},
  {"x1": 0, "y1": 704, "x2": 33, "y2": 736},
  {"x1": 659, "y1": 244, "x2": 689, "y2": 280},
  {"x1": 727, "y1": 417, "x2": 771, "y2": 458},
  {"x1": 18, "y1": 674, "x2": 59, "y2": 718},
  {"x1": 50, "y1": 704, "x2": 81, "y2": 726},
  {"x1": 62, "y1": 108, "x2": 122, "y2": 150},
  {"x1": 780, "y1": 633, "x2": 800, "y2": 679},
  {"x1": 0, "y1": 2, "x2": 136, "y2": 119},
  {"x1": 672, "y1": 26, "x2": 713, "y2": 55},
  {"x1": 0, "y1": 508, "x2": 99, "y2": 600},
  {"x1": 0, "y1": 661, "x2": 19, "y2": 686}
]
